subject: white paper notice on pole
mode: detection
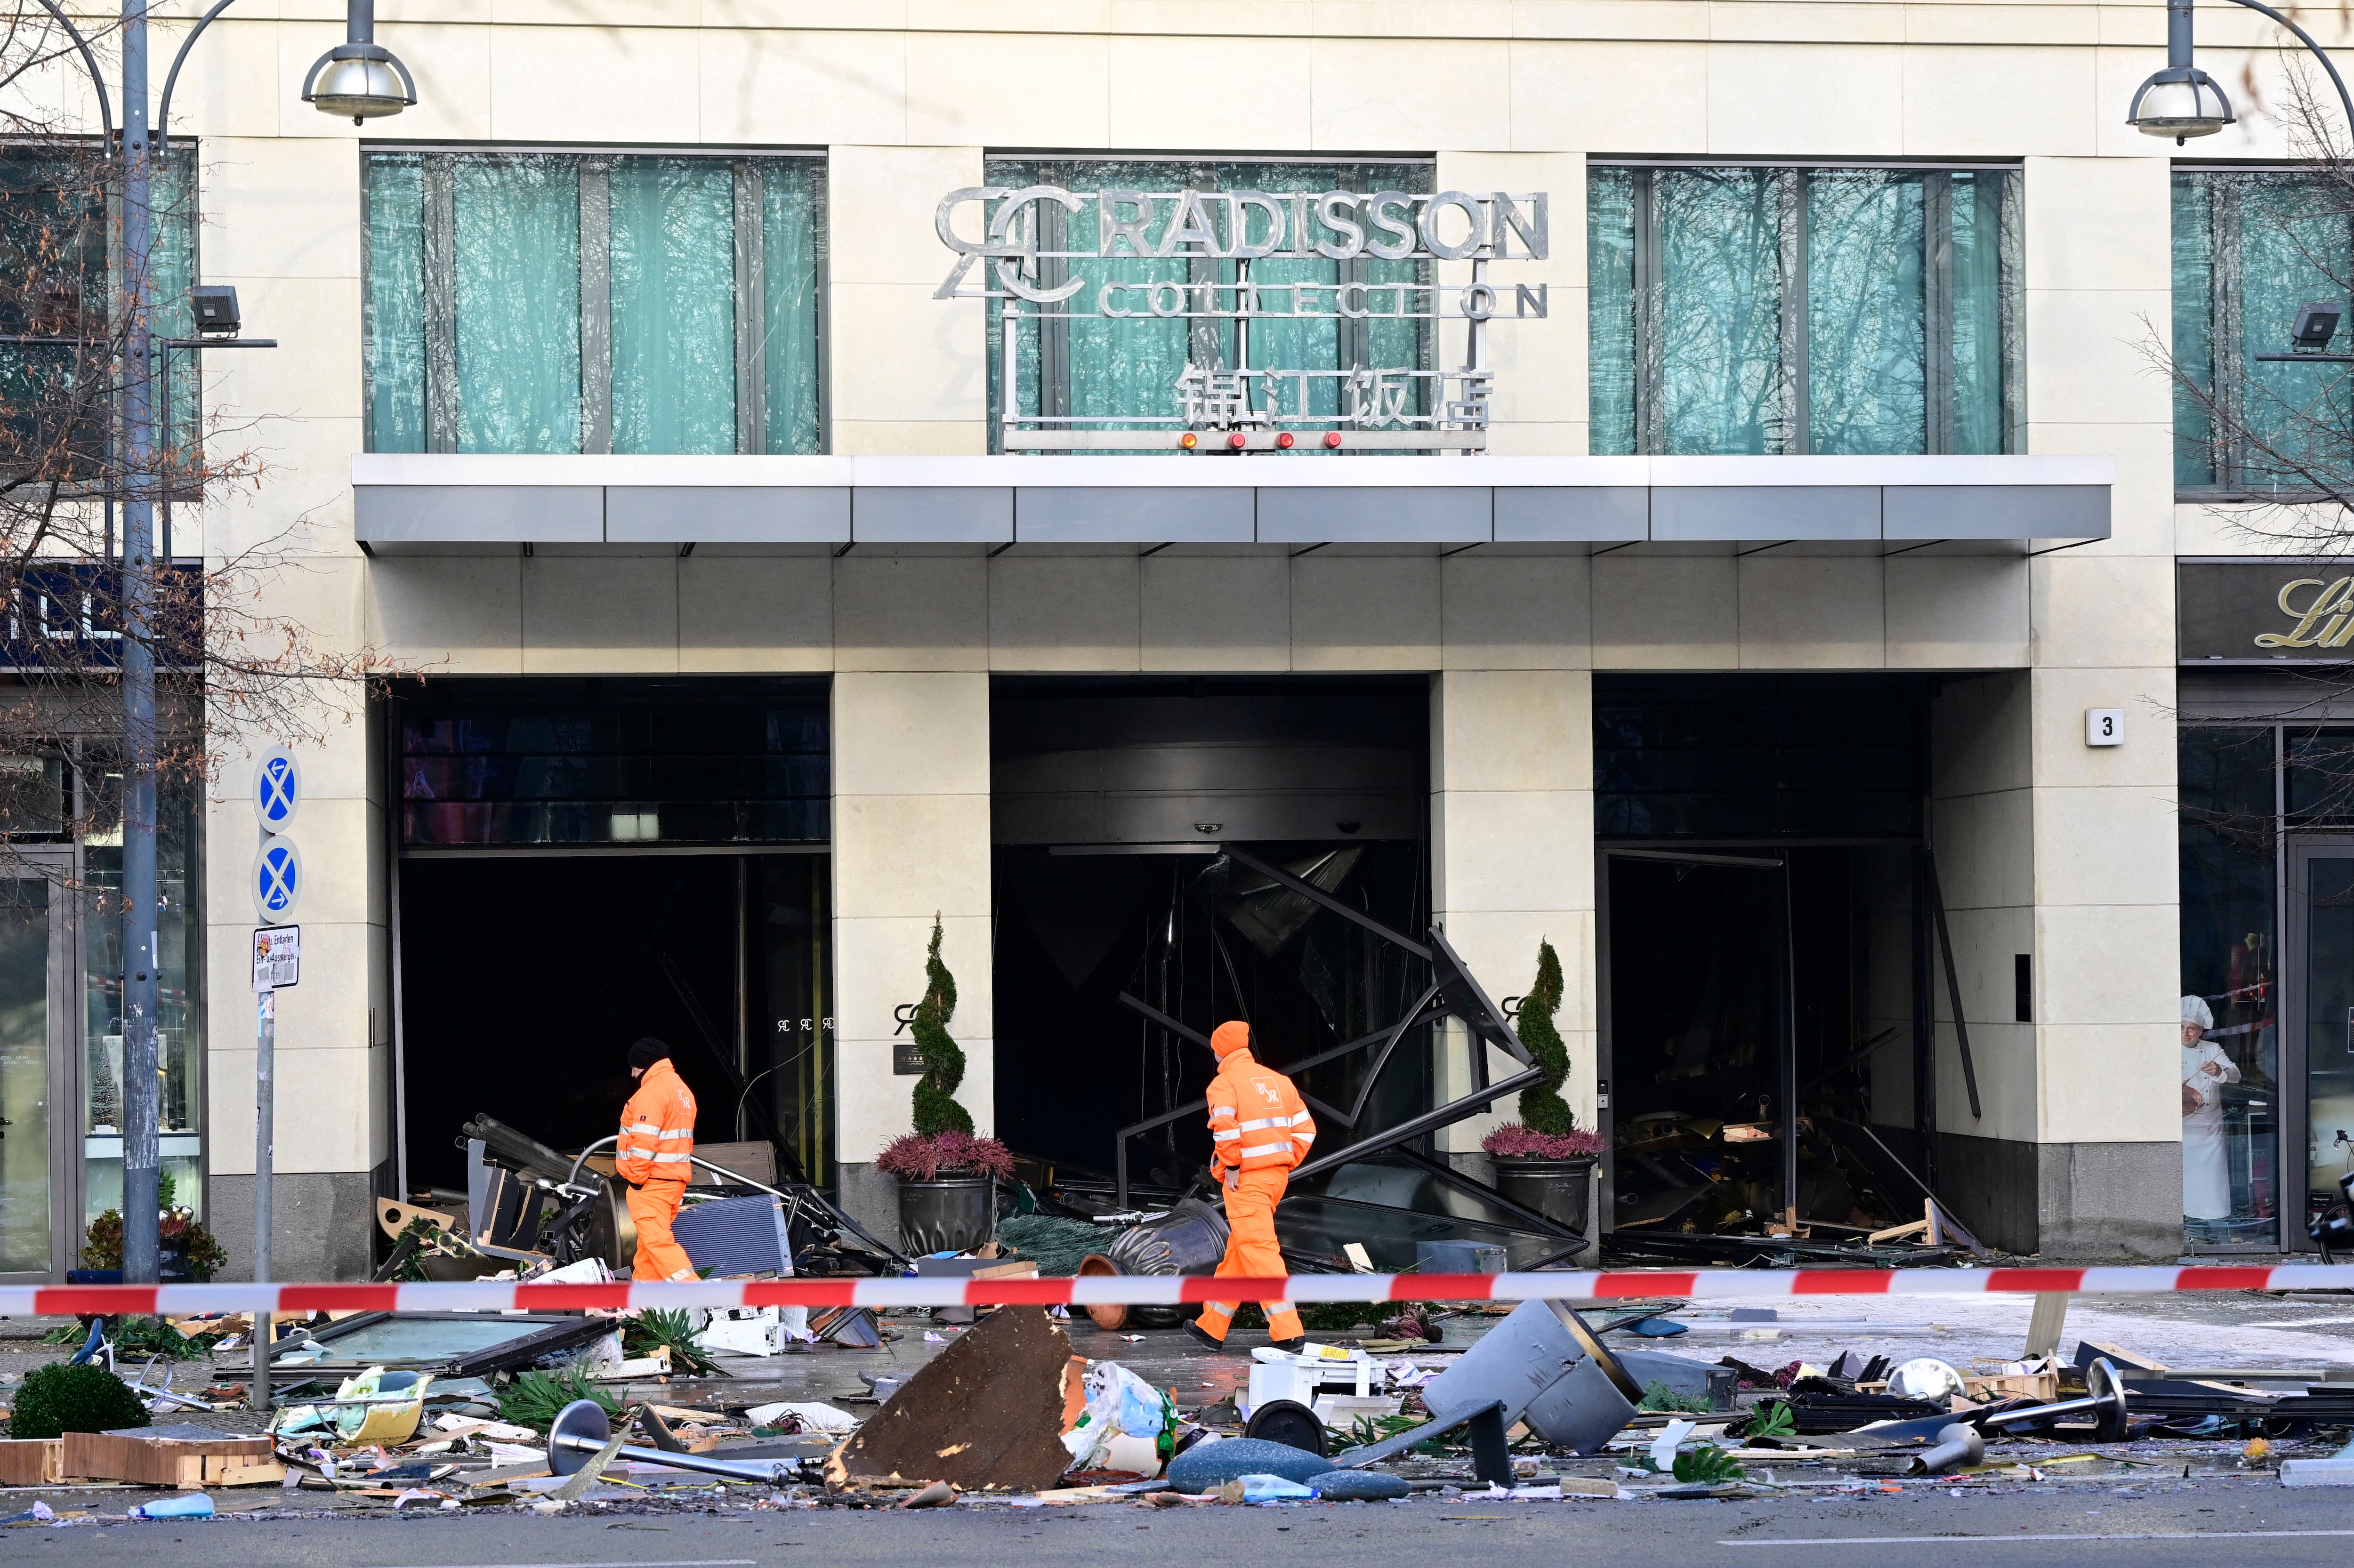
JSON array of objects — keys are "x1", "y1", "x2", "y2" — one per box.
[{"x1": 251, "y1": 925, "x2": 299, "y2": 991}]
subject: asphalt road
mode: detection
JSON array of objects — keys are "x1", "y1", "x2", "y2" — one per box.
[{"x1": 6, "y1": 1478, "x2": 2352, "y2": 1568}]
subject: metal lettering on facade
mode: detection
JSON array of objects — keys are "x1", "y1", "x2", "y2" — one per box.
[{"x1": 934, "y1": 185, "x2": 1552, "y2": 452}]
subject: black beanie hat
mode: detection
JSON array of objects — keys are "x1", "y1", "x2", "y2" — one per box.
[{"x1": 629, "y1": 1037, "x2": 670, "y2": 1071}]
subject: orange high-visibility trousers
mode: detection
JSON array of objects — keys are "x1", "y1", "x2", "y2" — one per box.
[
  {"x1": 1194, "y1": 1166, "x2": 1301, "y2": 1343},
  {"x1": 627, "y1": 1179, "x2": 697, "y2": 1282}
]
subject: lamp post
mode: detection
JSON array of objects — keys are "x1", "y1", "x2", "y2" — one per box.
[
  {"x1": 28, "y1": 0, "x2": 411, "y2": 1285},
  {"x1": 2128, "y1": 0, "x2": 2354, "y2": 143}
]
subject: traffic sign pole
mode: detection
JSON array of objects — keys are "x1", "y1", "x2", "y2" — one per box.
[
  {"x1": 254, "y1": 986, "x2": 273, "y2": 1415},
  {"x1": 249, "y1": 749, "x2": 299, "y2": 1411}
]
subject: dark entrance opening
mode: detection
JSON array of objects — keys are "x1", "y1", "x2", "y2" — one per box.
[
  {"x1": 389, "y1": 678, "x2": 832, "y2": 1199},
  {"x1": 989, "y1": 676, "x2": 1432, "y2": 1188},
  {"x1": 1596, "y1": 675, "x2": 1942, "y2": 1252}
]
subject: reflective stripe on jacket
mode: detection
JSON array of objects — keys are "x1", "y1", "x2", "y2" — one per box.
[
  {"x1": 1206, "y1": 1047, "x2": 1314, "y2": 1175},
  {"x1": 617, "y1": 1058, "x2": 696, "y2": 1186}
]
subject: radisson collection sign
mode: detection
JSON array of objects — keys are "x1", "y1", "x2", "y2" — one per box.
[{"x1": 933, "y1": 185, "x2": 1553, "y2": 451}]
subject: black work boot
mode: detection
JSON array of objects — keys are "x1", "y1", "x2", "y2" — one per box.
[
  {"x1": 1267, "y1": 1334, "x2": 1308, "y2": 1352},
  {"x1": 1183, "y1": 1319, "x2": 1229, "y2": 1351}
]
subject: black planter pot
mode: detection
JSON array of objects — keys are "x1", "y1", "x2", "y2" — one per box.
[
  {"x1": 897, "y1": 1176, "x2": 996, "y2": 1254},
  {"x1": 1493, "y1": 1155, "x2": 1595, "y2": 1236}
]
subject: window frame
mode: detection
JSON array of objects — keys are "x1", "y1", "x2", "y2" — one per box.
[
  {"x1": 1590, "y1": 157, "x2": 2025, "y2": 457},
  {"x1": 360, "y1": 143, "x2": 829, "y2": 457}
]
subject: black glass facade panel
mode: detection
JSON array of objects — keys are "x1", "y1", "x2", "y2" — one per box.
[
  {"x1": 1595, "y1": 675, "x2": 1927, "y2": 839},
  {"x1": 397, "y1": 678, "x2": 829, "y2": 847}
]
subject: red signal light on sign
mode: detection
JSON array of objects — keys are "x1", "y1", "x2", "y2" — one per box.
[
  {"x1": 1227, "y1": 432, "x2": 1248, "y2": 450},
  {"x1": 1323, "y1": 432, "x2": 1344, "y2": 449},
  {"x1": 1178, "y1": 432, "x2": 1198, "y2": 450},
  {"x1": 1275, "y1": 432, "x2": 1295, "y2": 449}
]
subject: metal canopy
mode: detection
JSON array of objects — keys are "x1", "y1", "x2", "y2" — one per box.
[{"x1": 351, "y1": 453, "x2": 2112, "y2": 550}]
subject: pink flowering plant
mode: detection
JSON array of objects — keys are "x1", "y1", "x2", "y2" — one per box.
[
  {"x1": 1481, "y1": 1122, "x2": 1606, "y2": 1161},
  {"x1": 877, "y1": 1128, "x2": 1016, "y2": 1182}
]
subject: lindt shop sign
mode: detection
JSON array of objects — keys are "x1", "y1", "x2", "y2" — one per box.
[
  {"x1": 933, "y1": 185, "x2": 1552, "y2": 451},
  {"x1": 2180, "y1": 561, "x2": 2354, "y2": 661}
]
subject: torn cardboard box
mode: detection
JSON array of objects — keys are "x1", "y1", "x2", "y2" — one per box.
[{"x1": 825, "y1": 1304, "x2": 1078, "y2": 1493}]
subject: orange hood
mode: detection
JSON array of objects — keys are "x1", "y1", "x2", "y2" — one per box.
[{"x1": 1210, "y1": 1020, "x2": 1251, "y2": 1060}]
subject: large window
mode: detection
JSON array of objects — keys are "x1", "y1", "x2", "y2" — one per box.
[
  {"x1": 2179, "y1": 725, "x2": 2281, "y2": 1248},
  {"x1": 2173, "y1": 169, "x2": 2354, "y2": 493},
  {"x1": 984, "y1": 158, "x2": 1433, "y2": 450},
  {"x1": 0, "y1": 145, "x2": 199, "y2": 478},
  {"x1": 1589, "y1": 163, "x2": 2020, "y2": 456},
  {"x1": 363, "y1": 151, "x2": 824, "y2": 456}
]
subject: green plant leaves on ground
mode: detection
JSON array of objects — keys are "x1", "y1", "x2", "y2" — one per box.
[
  {"x1": 496, "y1": 1366, "x2": 620, "y2": 1433},
  {"x1": 1637, "y1": 1377, "x2": 1711, "y2": 1413},
  {"x1": 1670, "y1": 1444, "x2": 1744, "y2": 1484},
  {"x1": 623, "y1": 1309, "x2": 722, "y2": 1378}
]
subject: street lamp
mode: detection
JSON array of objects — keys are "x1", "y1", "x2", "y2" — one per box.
[
  {"x1": 2129, "y1": 0, "x2": 2354, "y2": 144},
  {"x1": 301, "y1": 0, "x2": 418, "y2": 125}
]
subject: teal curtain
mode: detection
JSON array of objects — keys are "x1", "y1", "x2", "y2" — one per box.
[
  {"x1": 611, "y1": 157, "x2": 735, "y2": 456},
  {"x1": 2171, "y1": 174, "x2": 2217, "y2": 489},
  {"x1": 2237, "y1": 175, "x2": 2353, "y2": 491},
  {"x1": 363, "y1": 153, "x2": 425, "y2": 454},
  {"x1": 365, "y1": 152, "x2": 822, "y2": 454},
  {"x1": 453, "y1": 155, "x2": 580, "y2": 454},
  {"x1": 1588, "y1": 164, "x2": 2015, "y2": 456},
  {"x1": 986, "y1": 159, "x2": 1431, "y2": 448},
  {"x1": 1950, "y1": 170, "x2": 2007, "y2": 457},
  {"x1": 1659, "y1": 169, "x2": 1783, "y2": 454},
  {"x1": 1588, "y1": 168, "x2": 1636, "y2": 456},
  {"x1": 1807, "y1": 171, "x2": 1924, "y2": 455},
  {"x1": 761, "y1": 161, "x2": 823, "y2": 454}
]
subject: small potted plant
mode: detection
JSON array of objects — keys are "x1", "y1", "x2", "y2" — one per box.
[
  {"x1": 885, "y1": 917, "x2": 1012, "y2": 1253},
  {"x1": 78, "y1": 1174, "x2": 228, "y2": 1282},
  {"x1": 1485, "y1": 938, "x2": 1606, "y2": 1233}
]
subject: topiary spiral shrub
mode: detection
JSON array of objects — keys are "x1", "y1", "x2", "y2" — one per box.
[
  {"x1": 1514, "y1": 937, "x2": 1575, "y2": 1136},
  {"x1": 909, "y1": 914, "x2": 973, "y2": 1138}
]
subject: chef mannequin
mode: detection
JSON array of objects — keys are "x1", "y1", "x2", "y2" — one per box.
[{"x1": 2181, "y1": 994, "x2": 2239, "y2": 1224}]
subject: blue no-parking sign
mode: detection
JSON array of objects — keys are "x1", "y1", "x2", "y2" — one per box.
[
  {"x1": 253, "y1": 748, "x2": 300, "y2": 833},
  {"x1": 252, "y1": 838, "x2": 301, "y2": 919}
]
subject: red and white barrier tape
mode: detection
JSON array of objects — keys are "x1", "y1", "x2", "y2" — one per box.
[{"x1": 7, "y1": 1264, "x2": 2354, "y2": 1318}]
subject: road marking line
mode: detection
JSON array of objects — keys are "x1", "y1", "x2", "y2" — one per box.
[
  {"x1": 365, "y1": 1560, "x2": 757, "y2": 1568},
  {"x1": 1721, "y1": 1531, "x2": 2354, "y2": 1546}
]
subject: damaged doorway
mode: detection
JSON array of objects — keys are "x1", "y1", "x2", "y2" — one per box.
[
  {"x1": 990, "y1": 676, "x2": 1431, "y2": 1186},
  {"x1": 1596, "y1": 675, "x2": 1940, "y2": 1252},
  {"x1": 390, "y1": 678, "x2": 832, "y2": 1202}
]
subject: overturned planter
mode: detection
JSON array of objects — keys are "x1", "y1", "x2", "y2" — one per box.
[{"x1": 825, "y1": 1304, "x2": 1077, "y2": 1493}]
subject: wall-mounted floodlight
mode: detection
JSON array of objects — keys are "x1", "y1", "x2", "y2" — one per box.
[
  {"x1": 190, "y1": 284, "x2": 240, "y2": 338},
  {"x1": 2292, "y1": 302, "x2": 2344, "y2": 353},
  {"x1": 300, "y1": 0, "x2": 416, "y2": 124}
]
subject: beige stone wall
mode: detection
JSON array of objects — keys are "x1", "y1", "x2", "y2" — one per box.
[{"x1": 39, "y1": 0, "x2": 2262, "y2": 1256}]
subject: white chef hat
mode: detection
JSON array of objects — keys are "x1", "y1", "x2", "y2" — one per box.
[{"x1": 2182, "y1": 995, "x2": 2215, "y2": 1032}]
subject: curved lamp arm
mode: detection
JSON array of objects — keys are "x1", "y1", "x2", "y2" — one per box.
[
  {"x1": 2224, "y1": 0, "x2": 2354, "y2": 137},
  {"x1": 156, "y1": 0, "x2": 240, "y2": 157},
  {"x1": 28, "y1": 0, "x2": 114, "y2": 149}
]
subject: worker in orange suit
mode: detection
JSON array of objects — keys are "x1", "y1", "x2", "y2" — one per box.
[
  {"x1": 617, "y1": 1037, "x2": 698, "y2": 1282},
  {"x1": 1187, "y1": 1020, "x2": 1316, "y2": 1351}
]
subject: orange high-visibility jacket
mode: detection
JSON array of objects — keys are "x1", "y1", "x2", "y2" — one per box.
[
  {"x1": 617, "y1": 1058, "x2": 697, "y2": 1186},
  {"x1": 1206, "y1": 1022, "x2": 1315, "y2": 1176}
]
